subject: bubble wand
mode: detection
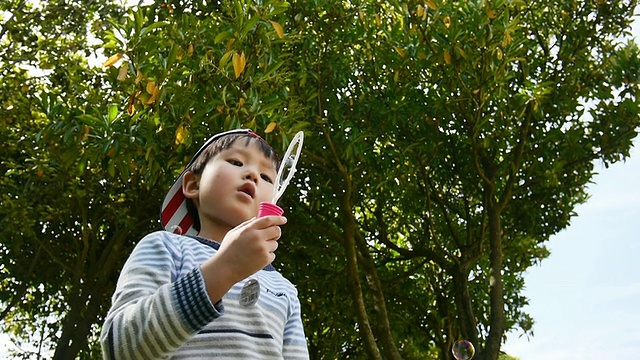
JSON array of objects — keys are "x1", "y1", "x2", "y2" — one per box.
[
  {"x1": 257, "y1": 131, "x2": 304, "y2": 217},
  {"x1": 241, "y1": 131, "x2": 305, "y2": 307}
]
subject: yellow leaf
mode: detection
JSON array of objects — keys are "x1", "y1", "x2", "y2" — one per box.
[
  {"x1": 82, "y1": 125, "x2": 90, "y2": 141},
  {"x1": 232, "y1": 51, "x2": 246, "y2": 78},
  {"x1": 502, "y1": 33, "x2": 512, "y2": 47},
  {"x1": 175, "y1": 125, "x2": 187, "y2": 145},
  {"x1": 472, "y1": 89, "x2": 480, "y2": 94},
  {"x1": 265, "y1": 121, "x2": 277, "y2": 133},
  {"x1": 238, "y1": 98, "x2": 245, "y2": 107},
  {"x1": 426, "y1": 0, "x2": 438, "y2": 11},
  {"x1": 146, "y1": 93, "x2": 157, "y2": 105},
  {"x1": 217, "y1": 105, "x2": 225, "y2": 113},
  {"x1": 487, "y1": 7, "x2": 496, "y2": 19},
  {"x1": 146, "y1": 82, "x2": 159, "y2": 105},
  {"x1": 117, "y1": 62, "x2": 128, "y2": 81},
  {"x1": 227, "y1": 38, "x2": 235, "y2": 52},
  {"x1": 188, "y1": 43, "x2": 194, "y2": 56},
  {"x1": 496, "y1": 47, "x2": 503, "y2": 60},
  {"x1": 444, "y1": 49, "x2": 451, "y2": 64},
  {"x1": 375, "y1": 14, "x2": 381, "y2": 27},
  {"x1": 443, "y1": 16, "x2": 451, "y2": 29},
  {"x1": 417, "y1": 5, "x2": 424, "y2": 18},
  {"x1": 149, "y1": 91, "x2": 159, "y2": 105},
  {"x1": 394, "y1": 46, "x2": 405, "y2": 58},
  {"x1": 127, "y1": 90, "x2": 137, "y2": 116},
  {"x1": 135, "y1": 70, "x2": 143, "y2": 84},
  {"x1": 103, "y1": 53, "x2": 123, "y2": 67},
  {"x1": 456, "y1": 46, "x2": 467, "y2": 59},
  {"x1": 270, "y1": 20, "x2": 284, "y2": 39},
  {"x1": 146, "y1": 81, "x2": 157, "y2": 95}
]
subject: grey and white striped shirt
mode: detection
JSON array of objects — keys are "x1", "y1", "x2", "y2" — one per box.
[{"x1": 100, "y1": 231, "x2": 309, "y2": 359}]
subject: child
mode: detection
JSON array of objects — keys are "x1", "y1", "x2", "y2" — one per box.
[{"x1": 100, "y1": 128, "x2": 309, "y2": 359}]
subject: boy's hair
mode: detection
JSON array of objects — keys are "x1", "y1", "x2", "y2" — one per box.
[
  {"x1": 185, "y1": 133, "x2": 279, "y2": 176},
  {"x1": 185, "y1": 133, "x2": 280, "y2": 232},
  {"x1": 161, "y1": 129, "x2": 279, "y2": 236}
]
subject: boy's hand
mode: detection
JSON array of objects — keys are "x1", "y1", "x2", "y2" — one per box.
[
  {"x1": 218, "y1": 215, "x2": 286, "y2": 280},
  {"x1": 200, "y1": 216, "x2": 286, "y2": 303}
]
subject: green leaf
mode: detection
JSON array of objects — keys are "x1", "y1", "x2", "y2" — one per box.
[
  {"x1": 107, "y1": 104, "x2": 118, "y2": 123},
  {"x1": 214, "y1": 31, "x2": 234, "y2": 44},
  {"x1": 240, "y1": 16, "x2": 261, "y2": 37},
  {"x1": 139, "y1": 21, "x2": 168, "y2": 38}
]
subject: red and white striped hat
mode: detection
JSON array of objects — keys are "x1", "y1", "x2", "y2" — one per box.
[{"x1": 160, "y1": 128, "x2": 263, "y2": 236}]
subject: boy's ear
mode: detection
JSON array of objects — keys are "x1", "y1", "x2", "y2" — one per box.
[{"x1": 182, "y1": 171, "x2": 200, "y2": 199}]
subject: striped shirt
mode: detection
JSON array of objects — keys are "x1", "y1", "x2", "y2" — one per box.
[{"x1": 100, "y1": 231, "x2": 309, "y2": 359}]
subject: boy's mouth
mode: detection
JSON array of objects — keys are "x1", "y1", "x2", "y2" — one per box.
[{"x1": 238, "y1": 183, "x2": 256, "y2": 199}]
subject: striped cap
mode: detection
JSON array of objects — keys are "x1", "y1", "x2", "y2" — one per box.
[{"x1": 160, "y1": 128, "x2": 262, "y2": 236}]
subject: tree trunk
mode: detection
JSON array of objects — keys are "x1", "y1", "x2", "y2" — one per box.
[
  {"x1": 481, "y1": 206, "x2": 505, "y2": 360},
  {"x1": 354, "y1": 233, "x2": 402, "y2": 360},
  {"x1": 341, "y1": 193, "x2": 383, "y2": 360},
  {"x1": 343, "y1": 231, "x2": 382, "y2": 358},
  {"x1": 52, "y1": 230, "x2": 127, "y2": 360},
  {"x1": 451, "y1": 263, "x2": 480, "y2": 349},
  {"x1": 52, "y1": 280, "x2": 105, "y2": 360}
]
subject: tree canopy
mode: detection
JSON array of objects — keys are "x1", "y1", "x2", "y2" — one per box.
[{"x1": 1, "y1": 0, "x2": 639, "y2": 359}]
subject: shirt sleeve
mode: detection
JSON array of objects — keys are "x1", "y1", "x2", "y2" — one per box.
[
  {"x1": 282, "y1": 287, "x2": 310, "y2": 359},
  {"x1": 100, "y1": 232, "x2": 223, "y2": 360}
]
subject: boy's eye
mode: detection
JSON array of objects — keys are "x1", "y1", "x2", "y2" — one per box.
[
  {"x1": 261, "y1": 174, "x2": 274, "y2": 184},
  {"x1": 228, "y1": 159, "x2": 243, "y2": 166}
]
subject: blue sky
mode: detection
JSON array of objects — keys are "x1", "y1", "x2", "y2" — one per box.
[
  {"x1": 502, "y1": 143, "x2": 640, "y2": 359},
  {"x1": 502, "y1": 15, "x2": 640, "y2": 360}
]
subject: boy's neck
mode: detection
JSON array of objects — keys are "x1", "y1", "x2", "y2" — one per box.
[{"x1": 197, "y1": 221, "x2": 232, "y2": 243}]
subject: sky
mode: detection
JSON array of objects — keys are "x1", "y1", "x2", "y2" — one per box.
[
  {"x1": 501, "y1": 14, "x2": 640, "y2": 360},
  {"x1": 501, "y1": 143, "x2": 640, "y2": 359}
]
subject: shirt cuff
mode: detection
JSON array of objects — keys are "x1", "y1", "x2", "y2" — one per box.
[{"x1": 171, "y1": 267, "x2": 224, "y2": 332}]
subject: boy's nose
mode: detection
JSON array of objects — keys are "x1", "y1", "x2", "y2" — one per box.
[{"x1": 244, "y1": 168, "x2": 259, "y2": 183}]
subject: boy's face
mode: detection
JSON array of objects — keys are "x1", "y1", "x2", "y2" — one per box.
[{"x1": 188, "y1": 139, "x2": 277, "y2": 231}]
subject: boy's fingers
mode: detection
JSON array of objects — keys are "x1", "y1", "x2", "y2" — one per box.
[
  {"x1": 236, "y1": 216, "x2": 257, "y2": 229},
  {"x1": 252, "y1": 215, "x2": 287, "y2": 229},
  {"x1": 265, "y1": 226, "x2": 282, "y2": 242},
  {"x1": 270, "y1": 240, "x2": 279, "y2": 253}
]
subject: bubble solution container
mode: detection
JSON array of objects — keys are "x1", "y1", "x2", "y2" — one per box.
[{"x1": 257, "y1": 202, "x2": 284, "y2": 217}]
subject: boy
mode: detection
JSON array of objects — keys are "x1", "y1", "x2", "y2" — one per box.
[{"x1": 100, "y1": 128, "x2": 309, "y2": 359}]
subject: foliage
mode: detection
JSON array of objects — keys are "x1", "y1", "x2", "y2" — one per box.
[{"x1": 1, "y1": 0, "x2": 639, "y2": 359}]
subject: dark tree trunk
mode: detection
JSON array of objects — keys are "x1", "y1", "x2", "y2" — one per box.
[{"x1": 481, "y1": 206, "x2": 505, "y2": 360}]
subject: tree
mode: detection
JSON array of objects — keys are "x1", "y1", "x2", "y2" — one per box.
[
  {"x1": 1, "y1": 0, "x2": 638, "y2": 359},
  {"x1": 279, "y1": 0, "x2": 639, "y2": 358},
  {"x1": 0, "y1": 1, "x2": 171, "y2": 358}
]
